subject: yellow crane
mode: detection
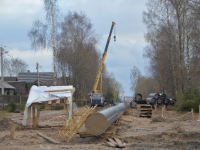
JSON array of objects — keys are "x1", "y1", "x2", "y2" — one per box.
[{"x1": 90, "y1": 21, "x2": 116, "y2": 107}]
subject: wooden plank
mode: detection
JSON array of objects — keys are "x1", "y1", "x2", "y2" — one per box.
[
  {"x1": 113, "y1": 137, "x2": 125, "y2": 148},
  {"x1": 137, "y1": 108, "x2": 152, "y2": 111},
  {"x1": 79, "y1": 132, "x2": 94, "y2": 138},
  {"x1": 107, "y1": 138, "x2": 118, "y2": 147},
  {"x1": 10, "y1": 125, "x2": 15, "y2": 139},
  {"x1": 138, "y1": 110, "x2": 152, "y2": 112},
  {"x1": 50, "y1": 103, "x2": 65, "y2": 107},
  {"x1": 48, "y1": 101, "x2": 52, "y2": 104},
  {"x1": 106, "y1": 142, "x2": 116, "y2": 148},
  {"x1": 33, "y1": 103, "x2": 65, "y2": 107},
  {"x1": 139, "y1": 114, "x2": 152, "y2": 116},
  {"x1": 137, "y1": 104, "x2": 151, "y2": 107},
  {"x1": 44, "y1": 89, "x2": 73, "y2": 92},
  {"x1": 102, "y1": 132, "x2": 115, "y2": 136},
  {"x1": 36, "y1": 132, "x2": 60, "y2": 144}
]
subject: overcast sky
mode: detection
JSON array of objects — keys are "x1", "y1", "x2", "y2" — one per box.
[{"x1": 0, "y1": 0, "x2": 149, "y2": 96}]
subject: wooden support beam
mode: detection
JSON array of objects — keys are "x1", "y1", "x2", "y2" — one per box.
[
  {"x1": 36, "y1": 110, "x2": 40, "y2": 127},
  {"x1": 32, "y1": 106, "x2": 36, "y2": 128},
  {"x1": 36, "y1": 132, "x2": 60, "y2": 144},
  {"x1": 27, "y1": 106, "x2": 31, "y2": 127},
  {"x1": 63, "y1": 98, "x2": 66, "y2": 114},
  {"x1": 44, "y1": 89, "x2": 73, "y2": 92}
]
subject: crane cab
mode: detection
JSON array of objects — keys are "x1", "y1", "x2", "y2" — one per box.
[{"x1": 90, "y1": 93, "x2": 104, "y2": 107}]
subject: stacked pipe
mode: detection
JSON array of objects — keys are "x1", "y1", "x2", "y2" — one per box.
[{"x1": 85, "y1": 103, "x2": 126, "y2": 136}]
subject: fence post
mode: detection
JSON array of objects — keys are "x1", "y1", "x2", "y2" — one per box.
[
  {"x1": 199, "y1": 105, "x2": 200, "y2": 120},
  {"x1": 10, "y1": 125, "x2": 15, "y2": 139},
  {"x1": 192, "y1": 109, "x2": 194, "y2": 120},
  {"x1": 162, "y1": 106, "x2": 164, "y2": 117}
]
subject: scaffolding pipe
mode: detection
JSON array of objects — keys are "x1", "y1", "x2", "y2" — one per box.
[{"x1": 85, "y1": 103, "x2": 126, "y2": 135}]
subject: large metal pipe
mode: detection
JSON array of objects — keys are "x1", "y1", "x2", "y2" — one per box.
[{"x1": 85, "y1": 103, "x2": 126, "y2": 135}]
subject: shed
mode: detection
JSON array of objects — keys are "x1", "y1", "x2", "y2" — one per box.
[{"x1": 0, "y1": 79, "x2": 15, "y2": 95}]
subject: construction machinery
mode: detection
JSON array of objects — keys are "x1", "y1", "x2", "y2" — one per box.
[{"x1": 89, "y1": 21, "x2": 116, "y2": 107}]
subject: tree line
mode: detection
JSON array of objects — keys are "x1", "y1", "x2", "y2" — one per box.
[
  {"x1": 131, "y1": 0, "x2": 200, "y2": 99},
  {"x1": 28, "y1": 0, "x2": 123, "y2": 102}
]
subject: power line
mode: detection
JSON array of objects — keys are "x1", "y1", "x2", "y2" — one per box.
[{"x1": 39, "y1": 66, "x2": 46, "y2": 73}]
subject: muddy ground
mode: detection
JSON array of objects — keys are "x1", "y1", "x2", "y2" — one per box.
[{"x1": 0, "y1": 105, "x2": 200, "y2": 150}]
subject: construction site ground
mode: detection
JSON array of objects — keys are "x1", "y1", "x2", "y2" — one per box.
[{"x1": 0, "y1": 105, "x2": 200, "y2": 150}]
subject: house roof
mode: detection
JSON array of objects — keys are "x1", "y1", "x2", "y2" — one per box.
[
  {"x1": 8, "y1": 81, "x2": 27, "y2": 93},
  {"x1": 0, "y1": 79, "x2": 15, "y2": 89},
  {"x1": 18, "y1": 72, "x2": 54, "y2": 85},
  {"x1": 0, "y1": 77, "x2": 18, "y2": 82}
]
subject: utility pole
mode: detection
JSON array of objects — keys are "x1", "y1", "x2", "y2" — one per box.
[
  {"x1": 1, "y1": 47, "x2": 4, "y2": 95},
  {"x1": 36, "y1": 62, "x2": 40, "y2": 86}
]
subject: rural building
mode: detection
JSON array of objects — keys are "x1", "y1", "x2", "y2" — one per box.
[
  {"x1": 18, "y1": 72, "x2": 54, "y2": 88},
  {"x1": 0, "y1": 79, "x2": 15, "y2": 95}
]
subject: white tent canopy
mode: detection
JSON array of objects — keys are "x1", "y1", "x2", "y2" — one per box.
[
  {"x1": 23, "y1": 85, "x2": 75, "y2": 126},
  {"x1": 26, "y1": 85, "x2": 74, "y2": 108}
]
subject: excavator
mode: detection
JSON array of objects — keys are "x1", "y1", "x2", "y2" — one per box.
[{"x1": 89, "y1": 21, "x2": 116, "y2": 107}]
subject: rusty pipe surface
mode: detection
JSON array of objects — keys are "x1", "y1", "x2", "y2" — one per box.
[{"x1": 85, "y1": 103, "x2": 126, "y2": 135}]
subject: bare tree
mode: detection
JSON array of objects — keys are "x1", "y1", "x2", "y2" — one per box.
[
  {"x1": 104, "y1": 71, "x2": 123, "y2": 102},
  {"x1": 143, "y1": 0, "x2": 198, "y2": 98},
  {"x1": 135, "y1": 77, "x2": 155, "y2": 98},
  {"x1": 130, "y1": 66, "x2": 142, "y2": 95},
  {"x1": 57, "y1": 11, "x2": 100, "y2": 100},
  {"x1": 3, "y1": 57, "x2": 28, "y2": 76},
  {"x1": 28, "y1": 0, "x2": 60, "y2": 85}
]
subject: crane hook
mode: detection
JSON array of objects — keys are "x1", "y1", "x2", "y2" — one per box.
[{"x1": 114, "y1": 24, "x2": 116, "y2": 42}]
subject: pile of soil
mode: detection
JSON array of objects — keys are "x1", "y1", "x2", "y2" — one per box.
[{"x1": 0, "y1": 117, "x2": 24, "y2": 131}]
